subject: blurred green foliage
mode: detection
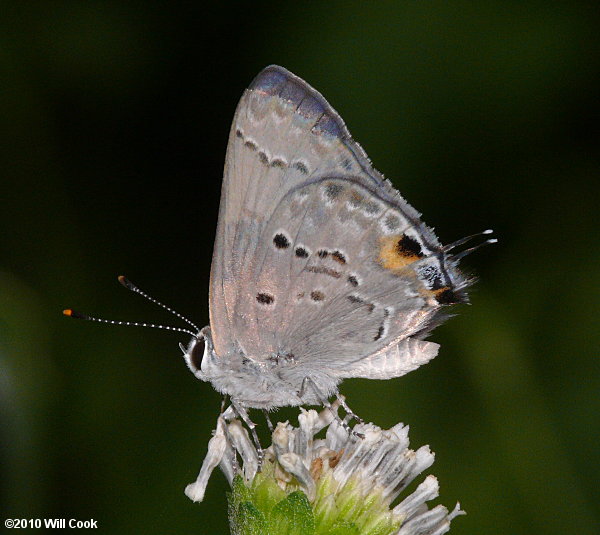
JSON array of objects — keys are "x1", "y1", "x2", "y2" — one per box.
[{"x1": 1, "y1": 2, "x2": 598, "y2": 534}]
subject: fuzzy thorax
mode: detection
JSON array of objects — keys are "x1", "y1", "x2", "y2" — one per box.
[{"x1": 183, "y1": 327, "x2": 340, "y2": 409}]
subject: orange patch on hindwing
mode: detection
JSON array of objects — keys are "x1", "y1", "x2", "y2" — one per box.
[{"x1": 379, "y1": 233, "x2": 425, "y2": 271}]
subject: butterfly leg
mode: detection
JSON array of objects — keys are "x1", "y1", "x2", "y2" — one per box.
[
  {"x1": 262, "y1": 409, "x2": 274, "y2": 433},
  {"x1": 231, "y1": 401, "x2": 264, "y2": 470},
  {"x1": 219, "y1": 402, "x2": 240, "y2": 474},
  {"x1": 300, "y1": 377, "x2": 364, "y2": 439},
  {"x1": 220, "y1": 394, "x2": 229, "y2": 413},
  {"x1": 335, "y1": 394, "x2": 364, "y2": 425}
]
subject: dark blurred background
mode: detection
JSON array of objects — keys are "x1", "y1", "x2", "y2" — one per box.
[{"x1": 1, "y1": 3, "x2": 598, "y2": 534}]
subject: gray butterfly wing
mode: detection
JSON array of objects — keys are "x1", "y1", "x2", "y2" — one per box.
[{"x1": 209, "y1": 66, "x2": 466, "y2": 381}]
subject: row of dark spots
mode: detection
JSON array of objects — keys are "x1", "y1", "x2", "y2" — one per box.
[
  {"x1": 273, "y1": 235, "x2": 347, "y2": 265},
  {"x1": 296, "y1": 290, "x2": 326, "y2": 302},
  {"x1": 237, "y1": 129, "x2": 307, "y2": 173},
  {"x1": 317, "y1": 249, "x2": 346, "y2": 264},
  {"x1": 273, "y1": 234, "x2": 310, "y2": 259},
  {"x1": 258, "y1": 281, "x2": 364, "y2": 307},
  {"x1": 324, "y1": 182, "x2": 380, "y2": 214},
  {"x1": 273, "y1": 234, "x2": 358, "y2": 288}
]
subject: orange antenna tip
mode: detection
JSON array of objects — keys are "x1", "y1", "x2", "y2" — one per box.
[
  {"x1": 63, "y1": 309, "x2": 87, "y2": 320},
  {"x1": 118, "y1": 275, "x2": 135, "y2": 290}
]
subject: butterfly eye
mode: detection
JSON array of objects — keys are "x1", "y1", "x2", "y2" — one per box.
[{"x1": 188, "y1": 337, "x2": 205, "y2": 372}]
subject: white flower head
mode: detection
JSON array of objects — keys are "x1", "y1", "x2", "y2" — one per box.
[{"x1": 186, "y1": 403, "x2": 464, "y2": 535}]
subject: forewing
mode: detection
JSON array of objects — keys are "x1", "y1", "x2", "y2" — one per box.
[{"x1": 209, "y1": 66, "x2": 465, "y2": 373}]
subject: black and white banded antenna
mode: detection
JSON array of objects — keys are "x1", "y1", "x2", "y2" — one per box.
[{"x1": 63, "y1": 275, "x2": 200, "y2": 339}]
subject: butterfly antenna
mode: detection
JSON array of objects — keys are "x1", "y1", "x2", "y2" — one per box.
[
  {"x1": 117, "y1": 275, "x2": 200, "y2": 333},
  {"x1": 444, "y1": 229, "x2": 494, "y2": 252},
  {"x1": 453, "y1": 236, "x2": 498, "y2": 261},
  {"x1": 62, "y1": 309, "x2": 198, "y2": 337}
]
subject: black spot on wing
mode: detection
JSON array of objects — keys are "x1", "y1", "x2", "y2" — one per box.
[
  {"x1": 292, "y1": 161, "x2": 309, "y2": 174},
  {"x1": 310, "y1": 290, "x2": 325, "y2": 302},
  {"x1": 271, "y1": 158, "x2": 287, "y2": 168},
  {"x1": 258, "y1": 151, "x2": 269, "y2": 165},
  {"x1": 256, "y1": 293, "x2": 274, "y2": 305},
  {"x1": 331, "y1": 251, "x2": 346, "y2": 264},
  {"x1": 295, "y1": 247, "x2": 309, "y2": 258},
  {"x1": 273, "y1": 233, "x2": 290, "y2": 249},
  {"x1": 396, "y1": 235, "x2": 424, "y2": 258}
]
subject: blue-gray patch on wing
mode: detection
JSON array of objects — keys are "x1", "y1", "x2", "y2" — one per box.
[
  {"x1": 297, "y1": 96, "x2": 325, "y2": 120},
  {"x1": 250, "y1": 65, "x2": 345, "y2": 138},
  {"x1": 249, "y1": 66, "x2": 288, "y2": 94},
  {"x1": 314, "y1": 114, "x2": 343, "y2": 137}
]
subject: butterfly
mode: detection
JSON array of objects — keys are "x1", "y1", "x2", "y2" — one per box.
[{"x1": 181, "y1": 65, "x2": 494, "y2": 421}]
